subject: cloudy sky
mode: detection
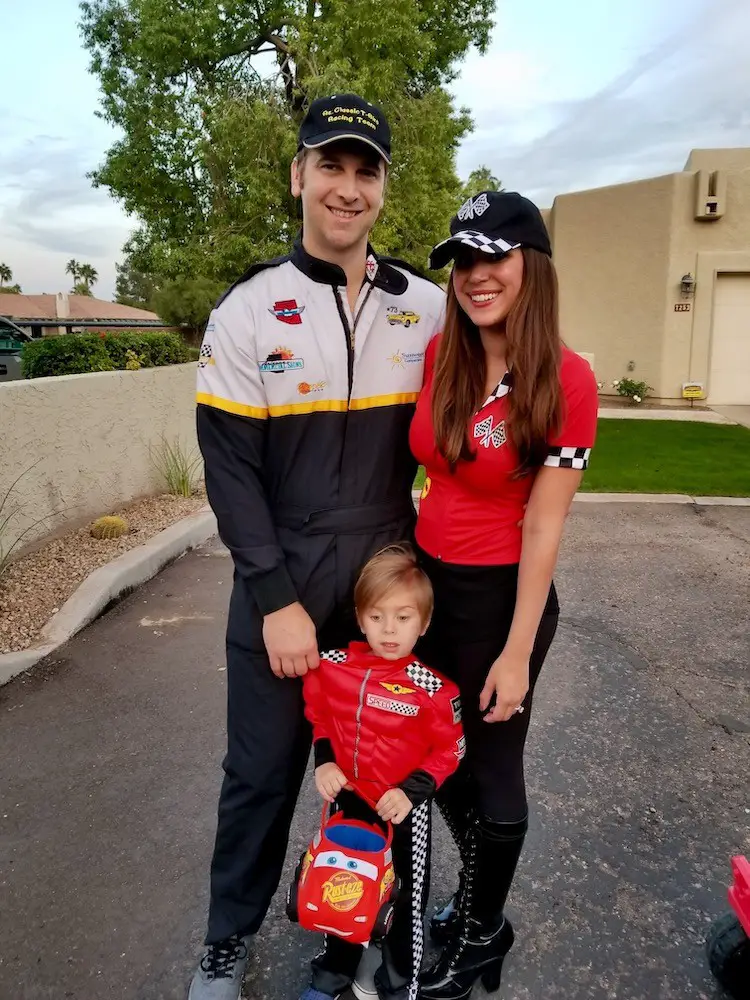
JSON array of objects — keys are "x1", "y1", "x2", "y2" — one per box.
[{"x1": 1, "y1": 0, "x2": 749, "y2": 299}]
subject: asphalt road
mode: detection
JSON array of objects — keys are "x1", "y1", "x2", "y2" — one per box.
[{"x1": 1, "y1": 502, "x2": 748, "y2": 1000}]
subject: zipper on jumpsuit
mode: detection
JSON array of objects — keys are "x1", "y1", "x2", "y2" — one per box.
[
  {"x1": 333, "y1": 284, "x2": 375, "y2": 402},
  {"x1": 352, "y1": 668, "x2": 372, "y2": 779}
]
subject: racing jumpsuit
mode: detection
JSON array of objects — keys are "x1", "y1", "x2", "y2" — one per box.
[{"x1": 196, "y1": 239, "x2": 445, "y2": 944}]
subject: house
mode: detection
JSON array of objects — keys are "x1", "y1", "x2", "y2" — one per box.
[
  {"x1": 548, "y1": 147, "x2": 750, "y2": 405},
  {"x1": 0, "y1": 293, "x2": 166, "y2": 337}
]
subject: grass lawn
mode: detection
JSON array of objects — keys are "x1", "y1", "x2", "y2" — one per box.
[
  {"x1": 581, "y1": 420, "x2": 750, "y2": 495},
  {"x1": 412, "y1": 420, "x2": 750, "y2": 496}
]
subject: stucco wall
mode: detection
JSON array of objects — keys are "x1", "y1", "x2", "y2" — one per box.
[
  {"x1": 662, "y1": 166, "x2": 750, "y2": 397},
  {"x1": 685, "y1": 148, "x2": 750, "y2": 172},
  {"x1": 0, "y1": 364, "x2": 198, "y2": 550},
  {"x1": 549, "y1": 173, "x2": 677, "y2": 395}
]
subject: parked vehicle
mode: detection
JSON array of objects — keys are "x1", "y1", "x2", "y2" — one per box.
[{"x1": 0, "y1": 318, "x2": 32, "y2": 382}]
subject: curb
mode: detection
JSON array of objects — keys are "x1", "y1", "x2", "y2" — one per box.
[
  {"x1": 572, "y1": 493, "x2": 750, "y2": 506},
  {"x1": 597, "y1": 408, "x2": 734, "y2": 424},
  {"x1": 0, "y1": 509, "x2": 218, "y2": 688}
]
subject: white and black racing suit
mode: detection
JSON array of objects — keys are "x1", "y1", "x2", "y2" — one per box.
[{"x1": 196, "y1": 238, "x2": 444, "y2": 943}]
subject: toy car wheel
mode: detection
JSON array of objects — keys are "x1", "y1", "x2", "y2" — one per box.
[
  {"x1": 286, "y1": 878, "x2": 299, "y2": 922},
  {"x1": 286, "y1": 856, "x2": 303, "y2": 923},
  {"x1": 706, "y1": 911, "x2": 750, "y2": 999},
  {"x1": 373, "y1": 900, "x2": 395, "y2": 941},
  {"x1": 404, "y1": 320, "x2": 411, "y2": 327},
  {"x1": 372, "y1": 878, "x2": 402, "y2": 941}
]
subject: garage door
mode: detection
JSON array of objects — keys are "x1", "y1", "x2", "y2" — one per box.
[{"x1": 709, "y1": 272, "x2": 750, "y2": 404}]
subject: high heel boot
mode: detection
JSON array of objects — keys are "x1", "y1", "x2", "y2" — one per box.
[{"x1": 420, "y1": 815, "x2": 527, "y2": 1000}]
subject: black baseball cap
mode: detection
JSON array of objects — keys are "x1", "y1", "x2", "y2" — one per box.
[
  {"x1": 429, "y1": 191, "x2": 552, "y2": 269},
  {"x1": 298, "y1": 94, "x2": 391, "y2": 164}
]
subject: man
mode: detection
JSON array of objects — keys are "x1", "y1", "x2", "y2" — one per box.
[{"x1": 189, "y1": 93, "x2": 445, "y2": 1000}]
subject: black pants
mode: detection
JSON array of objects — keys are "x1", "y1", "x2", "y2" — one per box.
[
  {"x1": 416, "y1": 550, "x2": 559, "y2": 824},
  {"x1": 206, "y1": 524, "x2": 414, "y2": 945},
  {"x1": 311, "y1": 792, "x2": 432, "y2": 1000}
]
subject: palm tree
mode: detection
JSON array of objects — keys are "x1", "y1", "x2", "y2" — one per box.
[
  {"x1": 0, "y1": 263, "x2": 12, "y2": 287},
  {"x1": 65, "y1": 259, "x2": 81, "y2": 289},
  {"x1": 78, "y1": 263, "x2": 99, "y2": 293}
]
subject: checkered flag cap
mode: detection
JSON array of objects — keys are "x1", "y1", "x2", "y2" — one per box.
[{"x1": 429, "y1": 190, "x2": 552, "y2": 270}]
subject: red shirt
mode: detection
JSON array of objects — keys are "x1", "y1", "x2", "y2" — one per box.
[{"x1": 409, "y1": 338, "x2": 598, "y2": 565}]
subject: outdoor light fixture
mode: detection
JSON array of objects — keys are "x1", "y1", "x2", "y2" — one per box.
[{"x1": 680, "y1": 273, "x2": 696, "y2": 298}]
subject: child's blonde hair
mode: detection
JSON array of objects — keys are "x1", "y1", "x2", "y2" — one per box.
[{"x1": 354, "y1": 543, "x2": 433, "y2": 624}]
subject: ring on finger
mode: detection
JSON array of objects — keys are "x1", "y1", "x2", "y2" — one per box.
[{"x1": 516, "y1": 705, "x2": 525, "y2": 714}]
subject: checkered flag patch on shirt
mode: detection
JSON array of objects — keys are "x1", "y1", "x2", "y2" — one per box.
[
  {"x1": 405, "y1": 662, "x2": 443, "y2": 697},
  {"x1": 545, "y1": 446, "x2": 591, "y2": 470},
  {"x1": 320, "y1": 649, "x2": 348, "y2": 664},
  {"x1": 198, "y1": 341, "x2": 213, "y2": 368}
]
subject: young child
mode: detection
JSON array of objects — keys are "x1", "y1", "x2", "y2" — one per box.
[{"x1": 299, "y1": 543, "x2": 465, "y2": 1000}]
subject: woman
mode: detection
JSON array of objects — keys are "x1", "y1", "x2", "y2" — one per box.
[{"x1": 410, "y1": 191, "x2": 598, "y2": 999}]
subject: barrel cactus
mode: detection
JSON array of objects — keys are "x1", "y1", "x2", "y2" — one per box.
[{"x1": 90, "y1": 515, "x2": 129, "y2": 539}]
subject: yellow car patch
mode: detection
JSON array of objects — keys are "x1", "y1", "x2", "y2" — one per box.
[{"x1": 386, "y1": 307, "x2": 421, "y2": 327}]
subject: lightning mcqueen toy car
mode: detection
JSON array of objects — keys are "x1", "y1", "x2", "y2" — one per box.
[{"x1": 287, "y1": 792, "x2": 399, "y2": 946}]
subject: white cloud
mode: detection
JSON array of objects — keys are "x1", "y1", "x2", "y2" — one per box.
[
  {"x1": 0, "y1": 134, "x2": 132, "y2": 298},
  {"x1": 451, "y1": 0, "x2": 750, "y2": 207}
]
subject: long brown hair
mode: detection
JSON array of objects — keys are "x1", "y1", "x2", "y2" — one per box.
[{"x1": 431, "y1": 248, "x2": 563, "y2": 476}]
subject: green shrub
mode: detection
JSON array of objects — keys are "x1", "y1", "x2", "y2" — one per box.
[
  {"x1": 21, "y1": 331, "x2": 192, "y2": 378},
  {"x1": 21, "y1": 335, "x2": 115, "y2": 378}
]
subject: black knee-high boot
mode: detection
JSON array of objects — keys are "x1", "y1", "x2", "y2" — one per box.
[
  {"x1": 430, "y1": 773, "x2": 475, "y2": 945},
  {"x1": 420, "y1": 815, "x2": 527, "y2": 1000}
]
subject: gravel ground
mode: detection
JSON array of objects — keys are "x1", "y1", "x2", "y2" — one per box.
[{"x1": 0, "y1": 491, "x2": 207, "y2": 654}]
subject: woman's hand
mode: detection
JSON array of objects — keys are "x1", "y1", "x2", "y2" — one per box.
[
  {"x1": 315, "y1": 763, "x2": 351, "y2": 803},
  {"x1": 479, "y1": 649, "x2": 530, "y2": 723}
]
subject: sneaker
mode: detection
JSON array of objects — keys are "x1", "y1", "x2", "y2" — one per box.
[
  {"x1": 351, "y1": 944, "x2": 380, "y2": 1000},
  {"x1": 187, "y1": 935, "x2": 251, "y2": 1000}
]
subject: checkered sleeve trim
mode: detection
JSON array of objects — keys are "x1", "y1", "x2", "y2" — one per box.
[
  {"x1": 544, "y1": 446, "x2": 591, "y2": 470},
  {"x1": 320, "y1": 649, "x2": 348, "y2": 664}
]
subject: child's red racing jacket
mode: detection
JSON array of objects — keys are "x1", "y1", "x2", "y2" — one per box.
[{"x1": 303, "y1": 642, "x2": 465, "y2": 806}]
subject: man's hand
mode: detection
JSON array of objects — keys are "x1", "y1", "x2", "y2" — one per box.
[
  {"x1": 376, "y1": 788, "x2": 413, "y2": 825},
  {"x1": 263, "y1": 602, "x2": 319, "y2": 678},
  {"x1": 315, "y1": 763, "x2": 351, "y2": 803}
]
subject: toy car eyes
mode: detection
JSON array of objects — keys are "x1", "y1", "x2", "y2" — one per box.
[
  {"x1": 347, "y1": 860, "x2": 358, "y2": 870},
  {"x1": 327, "y1": 856, "x2": 338, "y2": 864}
]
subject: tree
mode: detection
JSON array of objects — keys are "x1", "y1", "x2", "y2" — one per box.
[
  {"x1": 65, "y1": 259, "x2": 81, "y2": 287},
  {"x1": 0, "y1": 284, "x2": 22, "y2": 295},
  {"x1": 80, "y1": 0, "x2": 495, "y2": 283},
  {"x1": 115, "y1": 254, "x2": 160, "y2": 310},
  {"x1": 152, "y1": 276, "x2": 225, "y2": 337},
  {"x1": 72, "y1": 281, "x2": 94, "y2": 297},
  {"x1": 0, "y1": 263, "x2": 12, "y2": 286},
  {"x1": 459, "y1": 166, "x2": 503, "y2": 204},
  {"x1": 78, "y1": 263, "x2": 99, "y2": 292}
]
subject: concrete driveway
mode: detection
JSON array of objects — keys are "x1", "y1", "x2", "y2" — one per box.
[{"x1": 1, "y1": 503, "x2": 748, "y2": 1000}]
